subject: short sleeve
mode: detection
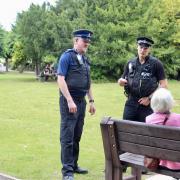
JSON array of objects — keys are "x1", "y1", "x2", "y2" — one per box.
[
  {"x1": 155, "y1": 60, "x2": 166, "y2": 81},
  {"x1": 57, "y1": 52, "x2": 70, "y2": 76}
]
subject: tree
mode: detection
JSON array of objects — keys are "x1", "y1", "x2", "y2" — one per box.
[
  {"x1": 0, "y1": 25, "x2": 5, "y2": 57},
  {"x1": 14, "y1": 3, "x2": 50, "y2": 76},
  {"x1": 12, "y1": 0, "x2": 180, "y2": 80},
  {"x1": 2, "y1": 32, "x2": 15, "y2": 71},
  {"x1": 141, "y1": 0, "x2": 180, "y2": 79},
  {"x1": 0, "y1": 27, "x2": 15, "y2": 72},
  {"x1": 77, "y1": 0, "x2": 154, "y2": 80},
  {"x1": 11, "y1": 41, "x2": 28, "y2": 72}
]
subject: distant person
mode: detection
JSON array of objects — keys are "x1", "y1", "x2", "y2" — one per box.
[
  {"x1": 57, "y1": 29, "x2": 96, "y2": 180},
  {"x1": 118, "y1": 36, "x2": 167, "y2": 123},
  {"x1": 44, "y1": 63, "x2": 51, "y2": 81},
  {"x1": 146, "y1": 88, "x2": 180, "y2": 170}
]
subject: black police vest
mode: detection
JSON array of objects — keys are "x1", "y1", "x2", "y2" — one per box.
[
  {"x1": 126, "y1": 56, "x2": 158, "y2": 98},
  {"x1": 65, "y1": 50, "x2": 91, "y2": 95}
]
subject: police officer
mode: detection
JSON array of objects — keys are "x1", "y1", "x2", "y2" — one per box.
[
  {"x1": 118, "y1": 36, "x2": 167, "y2": 123},
  {"x1": 57, "y1": 29, "x2": 96, "y2": 180}
]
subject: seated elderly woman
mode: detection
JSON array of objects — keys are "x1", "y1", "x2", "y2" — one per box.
[{"x1": 146, "y1": 88, "x2": 180, "y2": 171}]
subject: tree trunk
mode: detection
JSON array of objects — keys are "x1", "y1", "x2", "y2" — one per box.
[
  {"x1": 35, "y1": 60, "x2": 40, "y2": 77},
  {"x1": 5, "y1": 58, "x2": 8, "y2": 72},
  {"x1": 177, "y1": 70, "x2": 180, "y2": 81}
]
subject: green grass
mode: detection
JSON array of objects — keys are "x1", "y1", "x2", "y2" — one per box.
[{"x1": 0, "y1": 72, "x2": 179, "y2": 180}]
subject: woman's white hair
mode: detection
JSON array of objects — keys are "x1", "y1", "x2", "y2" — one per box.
[{"x1": 151, "y1": 88, "x2": 174, "y2": 113}]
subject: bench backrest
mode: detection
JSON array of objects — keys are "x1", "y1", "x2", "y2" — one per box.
[{"x1": 100, "y1": 117, "x2": 180, "y2": 164}]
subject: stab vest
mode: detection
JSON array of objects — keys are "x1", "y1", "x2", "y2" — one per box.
[
  {"x1": 126, "y1": 56, "x2": 158, "y2": 98},
  {"x1": 65, "y1": 50, "x2": 91, "y2": 95}
]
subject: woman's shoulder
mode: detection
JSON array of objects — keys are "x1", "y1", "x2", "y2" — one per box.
[
  {"x1": 146, "y1": 112, "x2": 180, "y2": 126},
  {"x1": 169, "y1": 113, "x2": 180, "y2": 121},
  {"x1": 146, "y1": 113, "x2": 165, "y2": 124},
  {"x1": 161, "y1": 113, "x2": 180, "y2": 127}
]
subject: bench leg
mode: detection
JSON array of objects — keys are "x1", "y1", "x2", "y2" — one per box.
[
  {"x1": 113, "y1": 167, "x2": 123, "y2": 180},
  {"x1": 104, "y1": 161, "x2": 123, "y2": 180},
  {"x1": 105, "y1": 160, "x2": 113, "y2": 180},
  {"x1": 122, "y1": 167, "x2": 141, "y2": 180},
  {"x1": 131, "y1": 167, "x2": 141, "y2": 180}
]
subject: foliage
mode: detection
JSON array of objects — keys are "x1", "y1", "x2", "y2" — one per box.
[
  {"x1": 13, "y1": 3, "x2": 51, "y2": 75},
  {"x1": 11, "y1": 41, "x2": 30, "y2": 72},
  {"x1": 0, "y1": 25, "x2": 5, "y2": 57},
  {"x1": 1, "y1": 0, "x2": 179, "y2": 80},
  {"x1": 143, "y1": 0, "x2": 180, "y2": 79},
  {"x1": 0, "y1": 30, "x2": 15, "y2": 71},
  {"x1": 43, "y1": 54, "x2": 57, "y2": 64}
]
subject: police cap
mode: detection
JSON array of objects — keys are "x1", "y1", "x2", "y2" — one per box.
[
  {"x1": 73, "y1": 29, "x2": 93, "y2": 41},
  {"x1": 137, "y1": 36, "x2": 154, "y2": 47}
]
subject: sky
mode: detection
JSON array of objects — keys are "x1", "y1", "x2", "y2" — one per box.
[{"x1": 0, "y1": 0, "x2": 56, "y2": 31}]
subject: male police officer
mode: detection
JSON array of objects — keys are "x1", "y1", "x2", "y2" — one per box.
[
  {"x1": 57, "y1": 29, "x2": 96, "y2": 180},
  {"x1": 118, "y1": 36, "x2": 167, "y2": 123}
]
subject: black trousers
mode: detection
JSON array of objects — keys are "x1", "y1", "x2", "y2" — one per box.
[
  {"x1": 59, "y1": 95, "x2": 86, "y2": 176},
  {"x1": 123, "y1": 96, "x2": 153, "y2": 122}
]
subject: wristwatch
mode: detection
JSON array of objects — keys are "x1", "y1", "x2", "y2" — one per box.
[{"x1": 89, "y1": 99, "x2": 94, "y2": 103}]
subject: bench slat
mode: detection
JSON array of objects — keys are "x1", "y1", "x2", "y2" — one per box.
[
  {"x1": 113, "y1": 120, "x2": 180, "y2": 141},
  {"x1": 118, "y1": 132, "x2": 180, "y2": 151},
  {"x1": 119, "y1": 141, "x2": 180, "y2": 162},
  {"x1": 120, "y1": 153, "x2": 144, "y2": 166},
  {"x1": 120, "y1": 153, "x2": 180, "y2": 178}
]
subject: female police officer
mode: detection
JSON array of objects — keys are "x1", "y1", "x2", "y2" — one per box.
[
  {"x1": 57, "y1": 29, "x2": 96, "y2": 180},
  {"x1": 118, "y1": 36, "x2": 167, "y2": 123}
]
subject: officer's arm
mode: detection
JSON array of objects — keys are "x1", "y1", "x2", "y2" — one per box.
[
  {"x1": 87, "y1": 86, "x2": 94, "y2": 103},
  {"x1": 57, "y1": 75, "x2": 77, "y2": 113},
  {"x1": 118, "y1": 63, "x2": 128, "y2": 86},
  {"x1": 156, "y1": 60, "x2": 168, "y2": 88},
  {"x1": 118, "y1": 78, "x2": 128, "y2": 86},
  {"x1": 57, "y1": 75, "x2": 72, "y2": 101}
]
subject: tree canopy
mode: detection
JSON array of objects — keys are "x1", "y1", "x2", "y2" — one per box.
[{"x1": 0, "y1": 0, "x2": 179, "y2": 80}]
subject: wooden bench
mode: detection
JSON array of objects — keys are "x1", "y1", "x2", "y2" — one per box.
[{"x1": 100, "y1": 117, "x2": 180, "y2": 180}]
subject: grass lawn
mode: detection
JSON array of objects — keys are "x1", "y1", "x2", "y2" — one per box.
[{"x1": 0, "y1": 72, "x2": 179, "y2": 180}]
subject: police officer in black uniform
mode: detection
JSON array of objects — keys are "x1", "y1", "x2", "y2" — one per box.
[
  {"x1": 57, "y1": 29, "x2": 96, "y2": 180},
  {"x1": 118, "y1": 37, "x2": 167, "y2": 123}
]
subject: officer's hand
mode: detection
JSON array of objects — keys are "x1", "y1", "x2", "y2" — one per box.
[
  {"x1": 89, "y1": 103, "x2": 96, "y2": 115},
  {"x1": 67, "y1": 100, "x2": 77, "y2": 113},
  {"x1": 138, "y1": 97, "x2": 150, "y2": 106},
  {"x1": 118, "y1": 78, "x2": 127, "y2": 86}
]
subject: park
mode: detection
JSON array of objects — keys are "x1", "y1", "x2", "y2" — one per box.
[
  {"x1": 0, "y1": 72, "x2": 124, "y2": 180},
  {"x1": 0, "y1": 72, "x2": 180, "y2": 179},
  {"x1": 0, "y1": 0, "x2": 179, "y2": 179}
]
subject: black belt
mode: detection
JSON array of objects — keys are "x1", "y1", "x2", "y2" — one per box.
[
  {"x1": 73, "y1": 96, "x2": 85, "y2": 102},
  {"x1": 60, "y1": 91, "x2": 85, "y2": 101}
]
